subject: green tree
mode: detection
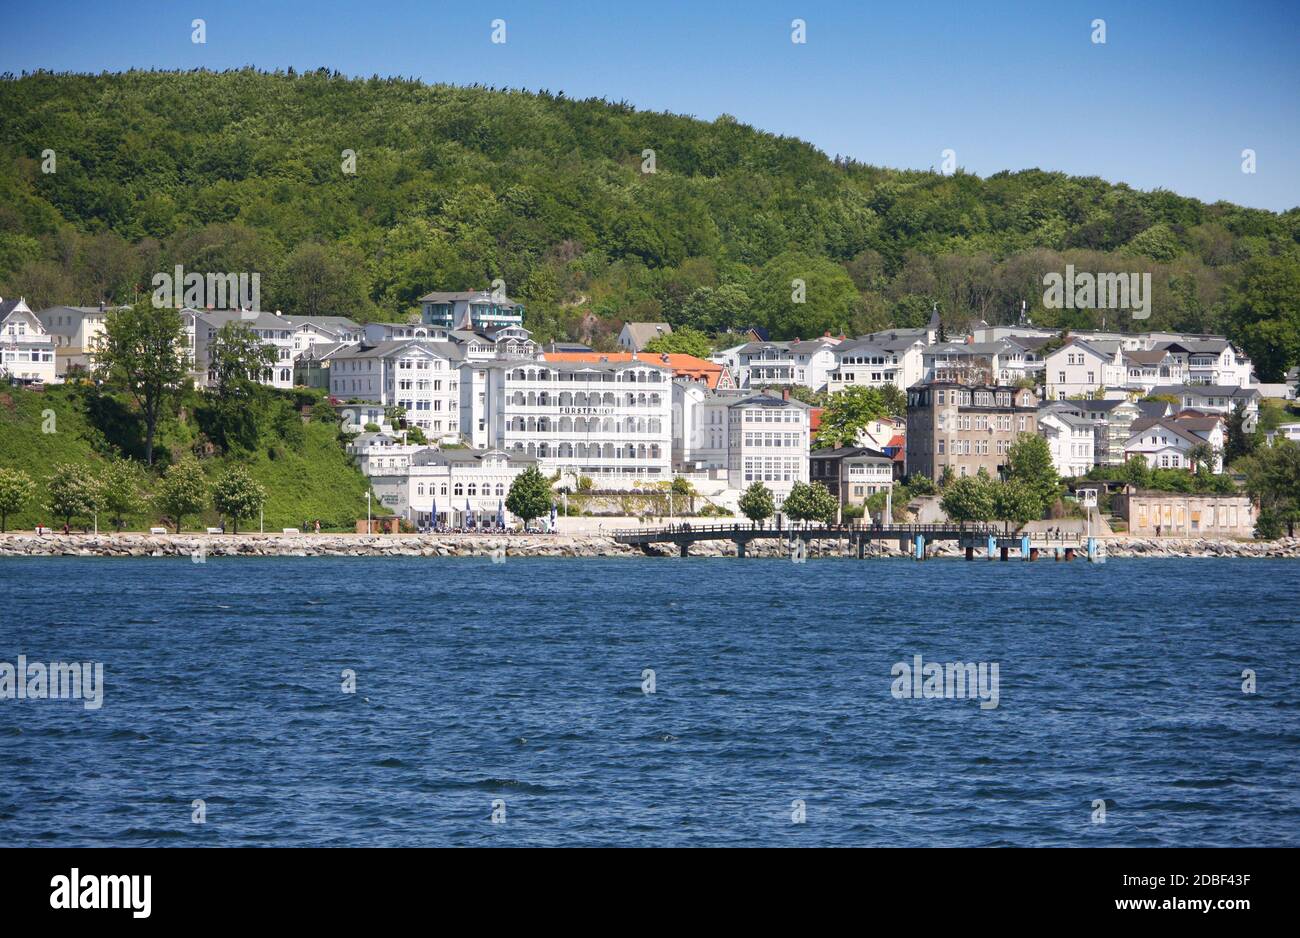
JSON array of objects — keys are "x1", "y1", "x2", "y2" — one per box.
[
  {"x1": 202, "y1": 322, "x2": 277, "y2": 451},
  {"x1": 991, "y1": 479, "x2": 1041, "y2": 524},
  {"x1": 1237, "y1": 439, "x2": 1300, "y2": 538},
  {"x1": 670, "y1": 476, "x2": 697, "y2": 512},
  {"x1": 156, "y1": 458, "x2": 209, "y2": 533},
  {"x1": 1228, "y1": 255, "x2": 1300, "y2": 382},
  {"x1": 272, "y1": 242, "x2": 374, "y2": 318},
  {"x1": 738, "y1": 481, "x2": 775, "y2": 525},
  {"x1": 941, "y1": 471, "x2": 996, "y2": 523},
  {"x1": 209, "y1": 322, "x2": 277, "y2": 394},
  {"x1": 211, "y1": 465, "x2": 267, "y2": 534},
  {"x1": 782, "y1": 481, "x2": 838, "y2": 526},
  {"x1": 1224, "y1": 401, "x2": 1254, "y2": 466},
  {"x1": 1186, "y1": 442, "x2": 1217, "y2": 475},
  {"x1": 47, "y1": 462, "x2": 102, "y2": 528},
  {"x1": 94, "y1": 301, "x2": 187, "y2": 465},
  {"x1": 815, "y1": 385, "x2": 902, "y2": 449},
  {"x1": 0, "y1": 468, "x2": 36, "y2": 533},
  {"x1": 753, "y1": 251, "x2": 861, "y2": 339},
  {"x1": 1005, "y1": 433, "x2": 1061, "y2": 515},
  {"x1": 644, "y1": 326, "x2": 712, "y2": 358},
  {"x1": 100, "y1": 456, "x2": 147, "y2": 531},
  {"x1": 506, "y1": 466, "x2": 553, "y2": 524},
  {"x1": 1121, "y1": 454, "x2": 1153, "y2": 490}
]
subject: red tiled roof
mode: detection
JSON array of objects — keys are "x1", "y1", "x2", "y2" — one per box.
[{"x1": 541, "y1": 351, "x2": 727, "y2": 388}]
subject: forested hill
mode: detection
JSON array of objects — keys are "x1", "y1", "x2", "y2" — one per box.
[{"x1": 1, "y1": 69, "x2": 1297, "y2": 378}]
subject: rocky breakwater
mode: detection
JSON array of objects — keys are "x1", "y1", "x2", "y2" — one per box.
[
  {"x1": 0, "y1": 531, "x2": 639, "y2": 559},
  {"x1": 1102, "y1": 535, "x2": 1300, "y2": 559}
]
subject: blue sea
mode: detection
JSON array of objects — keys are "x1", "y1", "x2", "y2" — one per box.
[{"x1": 1, "y1": 556, "x2": 1297, "y2": 847}]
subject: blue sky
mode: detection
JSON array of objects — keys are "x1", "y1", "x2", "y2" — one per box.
[{"x1": 4, "y1": 0, "x2": 1297, "y2": 210}]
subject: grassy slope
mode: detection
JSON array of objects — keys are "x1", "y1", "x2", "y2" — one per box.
[{"x1": 0, "y1": 384, "x2": 382, "y2": 532}]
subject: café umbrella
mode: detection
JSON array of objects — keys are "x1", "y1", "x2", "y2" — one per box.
[
  {"x1": 431, "y1": 498, "x2": 437, "y2": 529},
  {"x1": 466, "y1": 498, "x2": 474, "y2": 528},
  {"x1": 497, "y1": 499, "x2": 505, "y2": 529}
]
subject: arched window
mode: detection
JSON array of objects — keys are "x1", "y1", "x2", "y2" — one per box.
[
  {"x1": 468, "y1": 483, "x2": 477, "y2": 496},
  {"x1": 454, "y1": 483, "x2": 464, "y2": 496},
  {"x1": 495, "y1": 483, "x2": 504, "y2": 496},
  {"x1": 559, "y1": 417, "x2": 572, "y2": 433}
]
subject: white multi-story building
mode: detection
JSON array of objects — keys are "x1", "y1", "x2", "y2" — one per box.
[
  {"x1": 724, "y1": 393, "x2": 811, "y2": 504},
  {"x1": 922, "y1": 339, "x2": 1045, "y2": 387},
  {"x1": 188, "y1": 309, "x2": 297, "y2": 390},
  {"x1": 734, "y1": 337, "x2": 839, "y2": 391},
  {"x1": 672, "y1": 384, "x2": 811, "y2": 503},
  {"x1": 370, "y1": 447, "x2": 538, "y2": 528},
  {"x1": 291, "y1": 315, "x2": 362, "y2": 358},
  {"x1": 329, "y1": 339, "x2": 463, "y2": 442},
  {"x1": 1147, "y1": 384, "x2": 1261, "y2": 431},
  {"x1": 418, "y1": 289, "x2": 525, "y2": 331},
  {"x1": 1038, "y1": 409, "x2": 1095, "y2": 478},
  {"x1": 1043, "y1": 338, "x2": 1125, "y2": 399},
  {"x1": 36, "y1": 304, "x2": 129, "y2": 379},
  {"x1": 462, "y1": 358, "x2": 674, "y2": 484},
  {"x1": 1124, "y1": 414, "x2": 1226, "y2": 473},
  {"x1": 0, "y1": 298, "x2": 57, "y2": 385},
  {"x1": 346, "y1": 431, "x2": 427, "y2": 475},
  {"x1": 1045, "y1": 333, "x2": 1256, "y2": 400}
]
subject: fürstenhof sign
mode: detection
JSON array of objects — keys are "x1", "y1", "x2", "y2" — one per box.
[{"x1": 558, "y1": 407, "x2": 615, "y2": 416}]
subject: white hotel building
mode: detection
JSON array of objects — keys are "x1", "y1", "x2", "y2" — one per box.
[
  {"x1": 673, "y1": 383, "x2": 810, "y2": 502},
  {"x1": 370, "y1": 447, "x2": 537, "y2": 527},
  {"x1": 0, "y1": 298, "x2": 57, "y2": 385},
  {"x1": 461, "y1": 358, "x2": 673, "y2": 483},
  {"x1": 328, "y1": 339, "x2": 463, "y2": 442}
]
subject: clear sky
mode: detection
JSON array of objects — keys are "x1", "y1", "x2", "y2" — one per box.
[{"x1": 4, "y1": 0, "x2": 1297, "y2": 211}]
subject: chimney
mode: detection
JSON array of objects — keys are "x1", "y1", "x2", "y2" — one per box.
[{"x1": 782, "y1": 387, "x2": 790, "y2": 401}]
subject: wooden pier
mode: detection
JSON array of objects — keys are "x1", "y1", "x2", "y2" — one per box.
[{"x1": 613, "y1": 522, "x2": 1101, "y2": 562}]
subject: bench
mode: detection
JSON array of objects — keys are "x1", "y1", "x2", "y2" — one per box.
[
  {"x1": 149, "y1": 527, "x2": 168, "y2": 535},
  {"x1": 206, "y1": 527, "x2": 223, "y2": 534},
  {"x1": 282, "y1": 528, "x2": 301, "y2": 534}
]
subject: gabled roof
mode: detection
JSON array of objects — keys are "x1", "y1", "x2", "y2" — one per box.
[
  {"x1": 809, "y1": 445, "x2": 888, "y2": 460},
  {"x1": 330, "y1": 339, "x2": 464, "y2": 361},
  {"x1": 418, "y1": 290, "x2": 522, "y2": 306},
  {"x1": 1123, "y1": 349, "x2": 1170, "y2": 366},
  {"x1": 1148, "y1": 384, "x2": 1259, "y2": 400},
  {"x1": 1127, "y1": 417, "x2": 1213, "y2": 448},
  {"x1": 620, "y1": 322, "x2": 672, "y2": 347},
  {"x1": 728, "y1": 392, "x2": 811, "y2": 410}
]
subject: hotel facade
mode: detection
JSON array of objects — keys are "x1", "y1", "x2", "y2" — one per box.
[{"x1": 461, "y1": 358, "x2": 674, "y2": 483}]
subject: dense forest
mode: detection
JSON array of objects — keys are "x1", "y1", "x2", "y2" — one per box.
[{"x1": 1, "y1": 69, "x2": 1298, "y2": 379}]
